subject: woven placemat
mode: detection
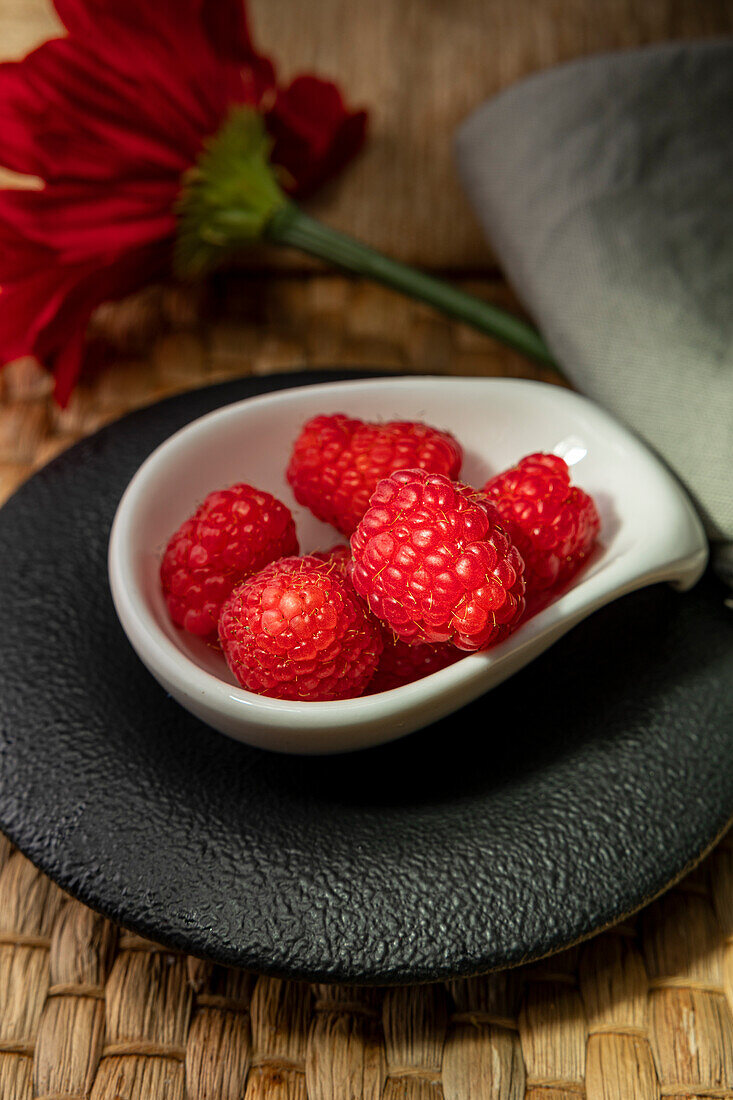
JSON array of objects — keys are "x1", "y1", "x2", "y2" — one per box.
[{"x1": 1, "y1": 277, "x2": 732, "y2": 1100}]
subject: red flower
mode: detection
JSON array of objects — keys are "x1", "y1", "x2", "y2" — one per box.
[
  {"x1": 0, "y1": 0, "x2": 366, "y2": 403},
  {"x1": 267, "y1": 77, "x2": 368, "y2": 198}
]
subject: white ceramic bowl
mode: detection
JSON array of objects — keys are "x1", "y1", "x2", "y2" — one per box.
[{"x1": 108, "y1": 376, "x2": 708, "y2": 754}]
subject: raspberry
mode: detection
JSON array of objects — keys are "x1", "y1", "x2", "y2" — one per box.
[
  {"x1": 368, "y1": 636, "x2": 463, "y2": 693},
  {"x1": 254, "y1": 545, "x2": 351, "y2": 585},
  {"x1": 287, "y1": 414, "x2": 463, "y2": 536},
  {"x1": 218, "y1": 566, "x2": 383, "y2": 701},
  {"x1": 309, "y1": 544, "x2": 351, "y2": 575},
  {"x1": 351, "y1": 469, "x2": 525, "y2": 651},
  {"x1": 297, "y1": 544, "x2": 465, "y2": 692},
  {"x1": 482, "y1": 453, "x2": 600, "y2": 596},
  {"x1": 160, "y1": 484, "x2": 298, "y2": 639}
]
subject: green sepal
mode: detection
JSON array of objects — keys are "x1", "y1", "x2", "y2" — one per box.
[{"x1": 174, "y1": 107, "x2": 291, "y2": 279}]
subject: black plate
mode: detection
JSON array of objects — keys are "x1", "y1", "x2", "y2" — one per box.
[{"x1": 1, "y1": 371, "x2": 731, "y2": 984}]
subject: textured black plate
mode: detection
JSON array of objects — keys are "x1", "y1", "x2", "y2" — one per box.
[{"x1": 1, "y1": 371, "x2": 732, "y2": 984}]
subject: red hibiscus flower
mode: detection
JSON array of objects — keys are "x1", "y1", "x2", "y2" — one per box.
[{"x1": 0, "y1": 0, "x2": 367, "y2": 403}]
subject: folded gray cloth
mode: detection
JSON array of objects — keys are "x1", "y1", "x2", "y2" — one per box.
[{"x1": 456, "y1": 41, "x2": 733, "y2": 555}]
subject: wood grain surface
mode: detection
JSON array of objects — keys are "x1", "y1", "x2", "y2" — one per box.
[{"x1": 2, "y1": 0, "x2": 732, "y2": 267}]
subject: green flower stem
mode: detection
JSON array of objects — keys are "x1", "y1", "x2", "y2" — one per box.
[
  {"x1": 176, "y1": 108, "x2": 559, "y2": 373},
  {"x1": 267, "y1": 204, "x2": 560, "y2": 373}
]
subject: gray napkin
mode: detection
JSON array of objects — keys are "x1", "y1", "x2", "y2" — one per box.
[{"x1": 456, "y1": 41, "x2": 733, "y2": 560}]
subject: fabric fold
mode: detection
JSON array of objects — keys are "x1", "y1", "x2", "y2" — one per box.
[{"x1": 456, "y1": 41, "x2": 733, "y2": 548}]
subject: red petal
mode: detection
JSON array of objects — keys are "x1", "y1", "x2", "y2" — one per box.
[
  {"x1": 54, "y1": 0, "x2": 200, "y2": 36},
  {"x1": 199, "y1": 0, "x2": 259, "y2": 63},
  {"x1": 0, "y1": 42, "x2": 203, "y2": 180},
  {"x1": 51, "y1": 0, "x2": 272, "y2": 126},
  {"x1": 0, "y1": 220, "x2": 51, "y2": 279},
  {"x1": 0, "y1": 0, "x2": 367, "y2": 407},
  {"x1": 50, "y1": 321, "x2": 88, "y2": 406},
  {"x1": 0, "y1": 268, "x2": 65, "y2": 364},
  {"x1": 56, "y1": 0, "x2": 258, "y2": 65},
  {"x1": 0, "y1": 240, "x2": 168, "y2": 402},
  {"x1": 0, "y1": 185, "x2": 177, "y2": 261},
  {"x1": 267, "y1": 76, "x2": 367, "y2": 197}
]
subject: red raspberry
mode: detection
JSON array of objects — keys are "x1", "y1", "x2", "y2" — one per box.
[
  {"x1": 254, "y1": 545, "x2": 351, "y2": 585},
  {"x1": 160, "y1": 484, "x2": 298, "y2": 639},
  {"x1": 296, "y1": 544, "x2": 465, "y2": 692},
  {"x1": 351, "y1": 469, "x2": 525, "y2": 651},
  {"x1": 218, "y1": 566, "x2": 383, "y2": 701},
  {"x1": 309, "y1": 544, "x2": 352, "y2": 575},
  {"x1": 482, "y1": 453, "x2": 600, "y2": 595},
  {"x1": 368, "y1": 637, "x2": 463, "y2": 694},
  {"x1": 287, "y1": 414, "x2": 463, "y2": 536}
]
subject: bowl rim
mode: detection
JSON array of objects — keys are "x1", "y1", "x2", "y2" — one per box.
[{"x1": 108, "y1": 374, "x2": 707, "y2": 734}]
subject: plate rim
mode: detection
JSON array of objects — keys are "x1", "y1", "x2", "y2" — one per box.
[{"x1": 0, "y1": 369, "x2": 731, "y2": 984}]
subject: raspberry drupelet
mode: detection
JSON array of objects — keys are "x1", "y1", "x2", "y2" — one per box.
[
  {"x1": 351, "y1": 469, "x2": 526, "y2": 651},
  {"x1": 160, "y1": 483, "x2": 298, "y2": 639},
  {"x1": 482, "y1": 453, "x2": 600, "y2": 596},
  {"x1": 308, "y1": 544, "x2": 352, "y2": 575},
  {"x1": 278, "y1": 546, "x2": 463, "y2": 693},
  {"x1": 253, "y1": 545, "x2": 351, "y2": 585},
  {"x1": 368, "y1": 636, "x2": 463, "y2": 693},
  {"x1": 218, "y1": 564, "x2": 383, "y2": 701},
  {"x1": 287, "y1": 413, "x2": 463, "y2": 536}
]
